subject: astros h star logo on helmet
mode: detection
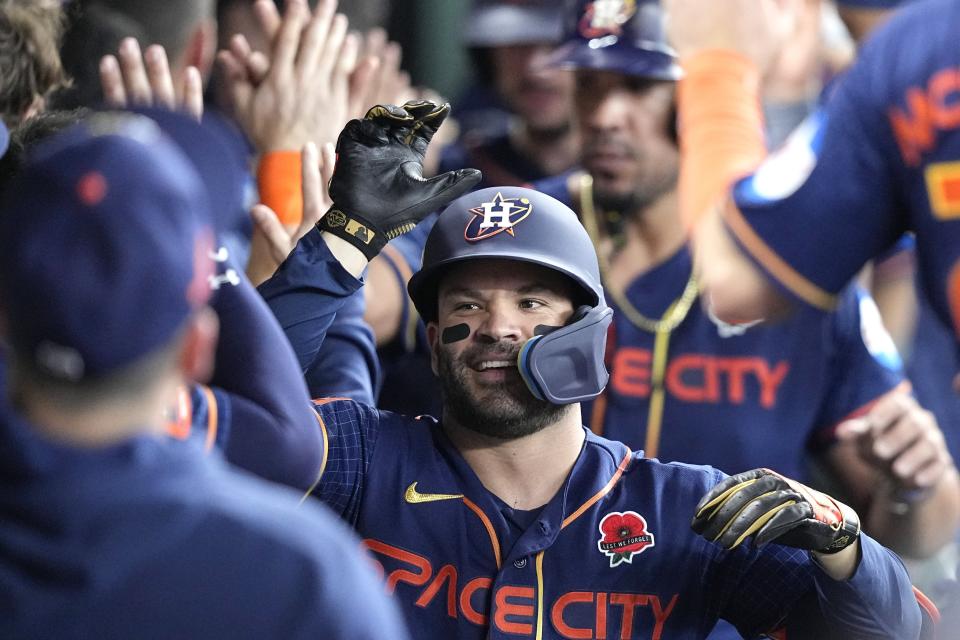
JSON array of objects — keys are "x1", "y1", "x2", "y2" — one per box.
[
  {"x1": 579, "y1": 0, "x2": 637, "y2": 39},
  {"x1": 464, "y1": 192, "x2": 534, "y2": 242}
]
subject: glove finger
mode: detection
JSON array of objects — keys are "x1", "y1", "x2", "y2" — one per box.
[
  {"x1": 402, "y1": 99, "x2": 447, "y2": 121},
  {"x1": 364, "y1": 103, "x2": 414, "y2": 125},
  {"x1": 340, "y1": 117, "x2": 393, "y2": 147},
  {"x1": 693, "y1": 469, "x2": 766, "y2": 523},
  {"x1": 696, "y1": 479, "x2": 776, "y2": 543},
  {"x1": 753, "y1": 501, "x2": 815, "y2": 549},
  {"x1": 716, "y1": 491, "x2": 802, "y2": 550},
  {"x1": 692, "y1": 473, "x2": 770, "y2": 536},
  {"x1": 391, "y1": 166, "x2": 481, "y2": 226},
  {"x1": 404, "y1": 103, "x2": 451, "y2": 152},
  {"x1": 415, "y1": 167, "x2": 482, "y2": 210}
]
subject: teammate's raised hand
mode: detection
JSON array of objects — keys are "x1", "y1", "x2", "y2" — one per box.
[
  {"x1": 664, "y1": 0, "x2": 799, "y2": 74},
  {"x1": 836, "y1": 392, "x2": 955, "y2": 494},
  {"x1": 218, "y1": 0, "x2": 359, "y2": 152},
  {"x1": 348, "y1": 29, "x2": 412, "y2": 121},
  {"x1": 100, "y1": 38, "x2": 203, "y2": 120},
  {"x1": 317, "y1": 101, "x2": 481, "y2": 261}
]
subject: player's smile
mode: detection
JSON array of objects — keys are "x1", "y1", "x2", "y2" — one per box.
[{"x1": 465, "y1": 351, "x2": 523, "y2": 386}]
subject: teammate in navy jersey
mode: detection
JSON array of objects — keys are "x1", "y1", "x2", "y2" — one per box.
[
  {"x1": 534, "y1": 0, "x2": 960, "y2": 572},
  {"x1": 0, "y1": 87, "x2": 327, "y2": 493},
  {"x1": 666, "y1": 0, "x2": 960, "y2": 350},
  {"x1": 0, "y1": 113, "x2": 406, "y2": 639},
  {"x1": 258, "y1": 99, "x2": 934, "y2": 638}
]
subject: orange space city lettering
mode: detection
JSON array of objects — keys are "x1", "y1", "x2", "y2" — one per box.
[
  {"x1": 890, "y1": 65, "x2": 960, "y2": 166},
  {"x1": 610, "y1": 347, "x2": 790, "y2": 408},
  {"x1": 364, "y1": 538, "x2": 679, "y2": 638}
]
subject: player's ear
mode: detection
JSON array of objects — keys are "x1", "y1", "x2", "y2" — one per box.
[
  {"x1": 426, "y1": 322, "x2": 440, "y2": 376},
  {"x1": 178, "y1": 306, "x2": 219, "y2": 384}
]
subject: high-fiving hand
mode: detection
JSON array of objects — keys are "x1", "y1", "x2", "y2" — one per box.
[{"x1": 317, "y1": 101, "x2": 481, "y2": 261}]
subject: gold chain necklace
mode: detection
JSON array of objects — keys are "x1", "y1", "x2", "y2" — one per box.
[{"x1": 578, "y1": 173, "x2": 699, "y2": 334}]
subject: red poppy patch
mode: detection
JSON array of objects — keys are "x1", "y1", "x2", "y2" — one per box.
[{"x1": 597, "y1": 510, "x2": 655, "y2": 567}]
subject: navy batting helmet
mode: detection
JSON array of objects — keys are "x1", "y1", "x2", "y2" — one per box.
[
  {"x1": 408, "y1": 186, "x2": 613, "y2": 404},
  {"x1": 543, "y1": 0, "x2": 680, "y2": 80},
  {"x1": 465, "y1": 0, "x2": 564, "y2": 48}
]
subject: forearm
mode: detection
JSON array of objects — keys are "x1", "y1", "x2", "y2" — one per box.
[
  {"x1": 811, "y1": 542, "x2": 859, "y2": 581},
  {"x1": 258, "y1": 226, "x2": 366, "y2": 372},
  {"x1": 866, "y1": 466, "x2": 960, "y2": 558},
  {"x1": 363, "y1": 256, "x2": 404, "y2": 346},
  {"x1": 304, "y1": 289, "x2": 380, "y2": 404},
  {"x1": 677, "y1": 51, "x2": 766, "y2": 230},
  {"x1": 812, "y1": 534, "x2": 922, "y2": 638},
  {"x1": 210, "y1": 271, "x2": 321, "y2": 490},
  {"x1": 678, "y1": 52, "x2": 801, "y2": 323}
]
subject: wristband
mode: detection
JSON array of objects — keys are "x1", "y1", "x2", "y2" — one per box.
[
  {"x1": 317, "y1": 207, "x2": 386, "y2": 261},
  {"x1": 818, "y1": 499, "x2": 861, "y2": 554}
]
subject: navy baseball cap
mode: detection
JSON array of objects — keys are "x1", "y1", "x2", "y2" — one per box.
[
  {"x1": 466, "y1": 0, "x2": 564, "y2": 47},
  {"x1": 0, "y1": 112, "x2": 215, "y2": 381},
  {"x1": 543, "y1": 0, "x2": 681, "y2": 80}
]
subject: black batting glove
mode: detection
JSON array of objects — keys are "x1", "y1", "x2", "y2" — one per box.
[
  {"x1": 319, "y1": 100, "x2": 482, "y2": 260},
  {"x1": 692, "y1": 468, "x2": 861, "y2": 554}
]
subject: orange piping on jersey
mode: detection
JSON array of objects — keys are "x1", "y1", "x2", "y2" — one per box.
[
  {"x1": 589, "y1": 391, "x2": 608, "y2": 437},
  {"x1": 913, "y1": 586, "x2": 941, "y2": 624},
  {"x1": 462, "y1": 496, "x2": 502, "y2": 569},
  {"x1": 200, "y1": 385, "x2": 218, "y2": 452},
  {"x1": 677, "y1": 50, "x2": 766, "y2": 230},
  {"x1": 257, "y1": 150, "x2": 302, "y2": 226},
  {"x1": 311, "y1": 396, "x2": 351, "y2": 405},
  {"x1": 722, "y1": 200, "x2": 837, "y2": 311},
  {"x1": 380, "y1": 243, "x2": 419, "y2": 351},
  {"x1": 534, "y1": 551, "x2": 545, "y2": 640},
  {"x1": 165, "y1": 385, "x2": 193, "y2": 440},
  {"x1": 561, "y1": 450, "x2": 633, "y2": 530},
  {"x1": 300, "y1": 409, "x2": 330, "y2": 504}
]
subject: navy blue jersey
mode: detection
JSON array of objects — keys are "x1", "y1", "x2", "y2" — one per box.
[
  {"x1": 591, "y1": 250, "x2": 902, "y2": 476},
  {"x1": 309, "y1": 399, "x2": 920, "y2": 639},
  {"x1": 263, "y1": 230, "x2": 923, "y2": 638},
  {"x1": 533, "y1": 177, "x2": 903, "y2": 477},
  {"x1": 0, "y1": 415, "x2": 408, "y2": 640},
  {"x1": 722, "y1": 0, "x2": 960, "y2": 343},
  {"x1": 174, "y1": 255, "x2": 322, "y2": 492}
]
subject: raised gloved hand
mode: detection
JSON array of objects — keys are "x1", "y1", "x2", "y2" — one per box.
[
  {"x1": 692, "y1": 468, "x2": 861, "y2": 554},
  {"x1": 318, "y1": 100, "x2": 481, "y2": 260}
]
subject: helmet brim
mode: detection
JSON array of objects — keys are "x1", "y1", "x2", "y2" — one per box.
[{"x1": 409, "y1": 253, "x2": 601, "y2": 324}]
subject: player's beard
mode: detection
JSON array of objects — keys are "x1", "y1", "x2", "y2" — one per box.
[
  {"x1": 585, "y1": 136, "x2": 678, "y2": 218},
  {"x1": 436, "y1": 341, "x2": 569, "y2": 440}
]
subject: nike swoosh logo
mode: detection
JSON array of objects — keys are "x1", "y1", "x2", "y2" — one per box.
[{"x1": 404, "y1": 482, "x2": 464, "y2": 504}]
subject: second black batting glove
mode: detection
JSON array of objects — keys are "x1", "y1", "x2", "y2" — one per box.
[
  {"x1": 692, "y1": 468, "x2": 861, "y2": 554},
  {"x1": 319, "y1": 100, "x2": 482, "y2": 260}
]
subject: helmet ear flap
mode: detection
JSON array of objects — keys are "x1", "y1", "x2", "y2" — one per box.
[{"x1": 518, "y1": 304, "x2": 613, "y2": 404}]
